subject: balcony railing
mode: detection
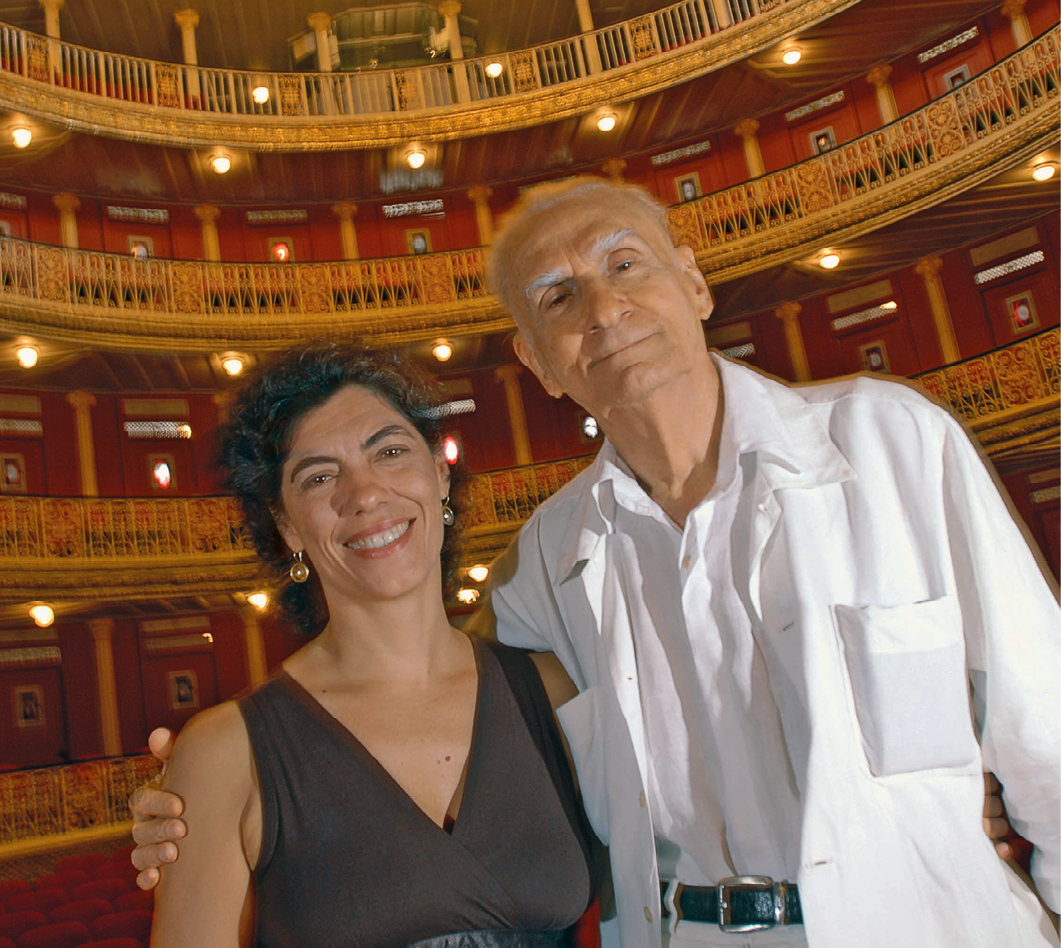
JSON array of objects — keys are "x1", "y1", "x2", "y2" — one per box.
[
  {"x1": 1, "y1": 31, "x2": 1055, "y2": 351},
  {"x1": 0, "y1": 0, "x2": 787, "y2": 133},
  {"x1": 0, "y1": 754, "x2": 160, "y2": 844},
  {"x1": 0, "y1": 496, "x2": 252, "y2": 562}
]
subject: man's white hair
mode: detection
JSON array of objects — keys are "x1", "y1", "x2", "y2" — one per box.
[{"x1": 486, "y1": 176, "x2": 673, "y2": 325}]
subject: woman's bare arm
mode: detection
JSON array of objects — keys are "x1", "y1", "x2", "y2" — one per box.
[{"x1": 150, "y1": 701, "x2": 257, "y2": 948}]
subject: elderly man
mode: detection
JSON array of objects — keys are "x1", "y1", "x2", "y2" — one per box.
[{"x1": 131, "y1": 179, "x2": 1059, "y2": 948}]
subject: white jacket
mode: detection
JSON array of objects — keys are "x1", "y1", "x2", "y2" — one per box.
[{"x1": 482, "y1": 357, "x2": 1060, "y2": 948}]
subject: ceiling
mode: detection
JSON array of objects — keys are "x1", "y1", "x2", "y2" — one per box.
[
  {"x1": 0, "y1": 0, "x2": 998, "y2": 204},
  {"x1": 0, "y1": 0, "x2": 668, "y2": 73}
]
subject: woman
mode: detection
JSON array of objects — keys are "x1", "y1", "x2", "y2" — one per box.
[{"x1": 149, "y1": 346, "x2": 594, "y2": 948}]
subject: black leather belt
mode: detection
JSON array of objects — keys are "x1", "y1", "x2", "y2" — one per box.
[
  {"x1": 405, "y1": 928, "x2": 573, "y2": 948},
  {"x1": 663, "y1": 876, "x2": 803, "y2": 933}
]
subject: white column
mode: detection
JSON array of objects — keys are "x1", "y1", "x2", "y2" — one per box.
[
  {"x1": 773, "y1": 302, "x2": 811, "y2": 382},
  {"x1": 495, "y1": 365, "x2": 533, "y2": 467},
  {"x1": 331, "y1": 202, "x2": 360, "y2": 260},
  {"x1": 867, "y1": 65, "x2": 898, "y2": 124},
  {"x1": 916, "y1": 256, "x2": 961, "y2": 364},
  {"x1": 438, "y1": 1, "x2": 471, "y2": 103},
  {"x1": 174, "y1": 8, "x2": 200, "y2": 102},
  {"x1": 307, "y1": 12, "x2": 333, "y2": 72},
  {"x1": 575, "y1": 0, "x2": 603, "y2": 74},
  {"x1": 467, "y1": 185, "x2": 493, "y2": 246},
  {"x1": 734, "y1": 119, "x2": 764, "y2": 178},
  {"x1": 195, "y1": 204, "x2": 221, "y2": 262},
  {"x1": 88, "y1": 618, "x2": 122, "y2": 757},
  {"x1": 241, "y1": 609, "x2": 268, "y2": 687},
  {"x1": 52, "y1": 191, "x2": 79, "y2": 249},
  {"x1": 38, "y1": 0, "x2": 64, "y2": 78},
  {"x1": 66, "y1": 390, "x2": 98, "y2": 498},
  {"x1": 1002, "y1": 0, "x2": 1033, "y2": 46}
]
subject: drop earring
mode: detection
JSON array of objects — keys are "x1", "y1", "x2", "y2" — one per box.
[
  {"x1": 441, "y1": 496, "x2": 455, "y2": 527},
  {"x1": 289, "y1": 550, "x2": 310, "y2": 583}
]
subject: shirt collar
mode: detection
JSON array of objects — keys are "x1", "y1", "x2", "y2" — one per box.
[{"x1": 556, "y1": 355, "x2": 856, "y2": 580}]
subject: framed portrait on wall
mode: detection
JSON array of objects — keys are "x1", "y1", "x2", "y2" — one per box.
[
  {"x1": 1005, "y1": 291, "x2": 1039, "y2": 334},
  {"x1": 810, "y1": 127, "x2": 837, "y2": 155},
  {"x1": 13, "y1": 685, "x2": 45, "y2": 728},
  {"x1": 674, "y1": 173, "x2": 702, "y2": 203},
  {"x1": 167, "y1": 670, "x2": 199, "y2": 710},
  {"x1": 943, "y1": 65, "x2": 971, "y2": 91},
  {"x1": 859, "y1": 341, "x2": 890, "y2": 373},
  {"x1": 406, "y1": 229, "x2": 431, "y2": 255},
  {"x1": 0, "y1": 454, "x2": 25, "y2": 493},
  {"x1": 0, "y1": 221, "x2": 11, "y2": 238},
  {"x1": 128, "y1": 236, "x2": 154, "y2": 260}
]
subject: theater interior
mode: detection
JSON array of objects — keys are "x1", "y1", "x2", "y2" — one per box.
[{"x1": 0, "y1": 0, "x2": 1057, "y2": 943}]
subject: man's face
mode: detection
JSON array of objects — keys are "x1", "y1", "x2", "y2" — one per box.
[{"x1": 511, "y1": 193, "x2": 713, "y2": 422}]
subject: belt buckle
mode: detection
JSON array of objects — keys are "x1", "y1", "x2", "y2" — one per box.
[{"x1": 717, "y1": 875, "x2": 775, "y2": 933}]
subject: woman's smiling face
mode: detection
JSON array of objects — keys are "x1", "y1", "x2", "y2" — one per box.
[{"x1": 275, "y1": 384, "x2": 450, "y2": 606}]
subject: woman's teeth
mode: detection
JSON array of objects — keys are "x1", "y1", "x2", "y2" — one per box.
[{"x1": 347, "y1": 520, "x2": 411, "y2": 550}]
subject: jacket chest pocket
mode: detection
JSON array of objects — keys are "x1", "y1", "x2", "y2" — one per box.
[{"x1": 833, "y1": 596, "x2": 980, "y2": 778}]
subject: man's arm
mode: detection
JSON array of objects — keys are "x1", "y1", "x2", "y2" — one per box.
[
  {"x1": 941, "y1": 415, "x2": 1061, "y2": 913},
  {"x1": 149, "y1": 702, "x2": 256, "y2": 947}
]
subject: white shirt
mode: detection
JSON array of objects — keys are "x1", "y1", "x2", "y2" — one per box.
[
  {"x1": 602, "y1": 420, "x2": 802, "y2": 888},
  {"x1": 481, "y1": 356, "x2": 1060, "y2": 948}
]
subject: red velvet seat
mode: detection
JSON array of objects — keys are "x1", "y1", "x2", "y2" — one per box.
[
  {"x1": 35, "y1": 872, "x2": 91, "y2": 893},
  {"x1": 54, "y1": 854, "x2": 106, "y2": 874},
  {"x1": 0, "y1": 934, "x2": 15, "y2": 948},
  {"x1": 15, "y1": 920, "x2": 90, "y2": 948},
  {"x1": 73, "y1": 940, "x2": 142, "y2": 948},
  {"x1": 69, "y1": 880, "x2": 130, "y2": 904},
  {"x1": 0, "y1": 881, "x2": 32, "y2": 904},
  {"x1": 112, "y1": 890, "x2": 152, "y2": 912},
  {"x1": 106, "y1": 846, "x2": 134, "y2": 867},
  {"x1": 0, "y1": 914, "x2": 45, "y2": 941},
  {"x1": 48, "y1": 898, "x2": 113, "y2": 925},
  {"x1": 6, "y1": 890, "x2": 68, "y2": 914},
  {"x1": 89, "y1": 911, "x2": 152, "y2": 943}
]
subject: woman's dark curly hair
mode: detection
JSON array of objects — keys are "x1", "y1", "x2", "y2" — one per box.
[{"x1": 218, "y1": 344, "x2": 463, "y2": 635}]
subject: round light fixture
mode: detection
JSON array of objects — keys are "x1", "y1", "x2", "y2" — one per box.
[
  {"x1": 485, "y1": 61, "x2": 503, "y2": 79},
  {"x1": 467, "y1": 564, "x2": 489, "y2": 583},
  {"x1": 247, "y1": 592, "x2": 269, "y2": 610},
  {"x1": 407, "y1": 148, "x2": 427, "y2": 170},
  {"x1": 443, "y1": 436, "x2": 460, "y2": 465},
  {"x1": 251, "y1": 85, "x2": 270, "y2": 104},
  {"x1": 596, "y1": 113, "x2": 617, "y2": 132},
  {"x1": 782, "y1": 48, "x2": 802, "y2": 65},
  {"x1": 11, "y1": 127, "x2": 31, "y2": 149},
  {"x1": 16, "y1": 345, "x2": 38, "y2": 368},
  {"x1": 211, "y1": 154, "x2": 232, "y2": 174},
  {"x1": 432, "y1": 340, "x2": 453, "y2": 362},
  {"x1": 819, "y1": 252, "x2": 841, "y2": 270},
  {"x1": 1032, "y1": 161, "x2": 1057, "y2": 182},
  {"x1": 221, "y1": 356, "x2": 244, "y2": 376},
  {"x1": 456, "y1": 587, "x2": 480, "y2": 604},
  {"x1": 29, "y1": 604, "x2": 54, "y2": 628}
]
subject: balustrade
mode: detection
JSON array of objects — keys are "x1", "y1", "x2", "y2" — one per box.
[{"x1": 0, "y1": 0, "x2": 792, "y2": 122}]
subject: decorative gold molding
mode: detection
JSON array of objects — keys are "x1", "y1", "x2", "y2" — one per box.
[
  {"x1": 1, "y1": 33, "x2": 1056, "y2": 352},
  {"x1": 0, "y1": 0, "x2": 860, "y2": 150}
]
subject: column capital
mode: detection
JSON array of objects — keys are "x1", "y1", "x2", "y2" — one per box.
[
  {"x1": 173, "y1": 7, "x2": 199, "y2": 30},
  {"x1": 467, "y1": 184, "x2": 493, "y2": 206},
  {"x1": 915, "y1": 255, "x2": 943, "y2": 279},
  {"x1": 195, "y1": 203, "x2": 220, "y2": 224},
  {"x1": 601, "y1": 158, "x2": 627, "y2": 182},
  {"x1": 87, "y1": 617, "x2": 115, "y2": 641},
  {"x1": 1000, "y1": 0, "x2": 1026, "y2": 18},
  {"x1": 307, "y1": 12, "x2": 332, "y2": 32},
  {"x1": 52, "y1": 191, "x2": 80, "y2": 214},
  {"x1": 866, "y1": 64, "x2": 893, "y2": 89},
  {"x1": 734, "y1": 118, "x2": 760, "y2": 140},
  {"x1": 38, "y1": 0, "x2": 65, "y2": 13},
  {"x1": 494, "y1": 364, "x2": 523, "y2": 385},
  {"x1": 774, "y1": 301, "x2": 802, "y2": 324},
  {"x1": 331, "y1": 201, "x2": 358, "y2": 221},
  {"x1": 438, "y1": 1, "x2": 462, "y2": 18},
  {"x1": 66, "y1": 390, "x2": 96, "y2": 411}
]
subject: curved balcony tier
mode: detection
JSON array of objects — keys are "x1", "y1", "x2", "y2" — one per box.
[
  {"x1": 0, "y1": 33, "x2": 1055, "y2": 353},
  {"x1": 0, "y1": 0, "x2": 856, "y2": 150},
  {"x1": 0, "y1": 327, "x2": 1055, "y2": 604}
]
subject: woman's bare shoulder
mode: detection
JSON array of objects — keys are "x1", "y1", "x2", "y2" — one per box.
[{"x1": 164, "y1": 700, "x2": 252, "y2": 800}]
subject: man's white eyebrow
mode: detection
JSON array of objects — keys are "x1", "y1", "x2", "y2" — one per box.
[{"x1": 522, "y1": 229, "x2": 639, "y2": 301}]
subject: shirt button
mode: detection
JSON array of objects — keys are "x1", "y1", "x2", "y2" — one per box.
[
  {"x1": 638, "y1": 790, "x2": 647, "y2": 808},
  {"x1": 644, "y1": 907, "x2": 654, "y2": 923},
  {"x1": 682, "y1": 555, "x2": 691, "y2": 569}
]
